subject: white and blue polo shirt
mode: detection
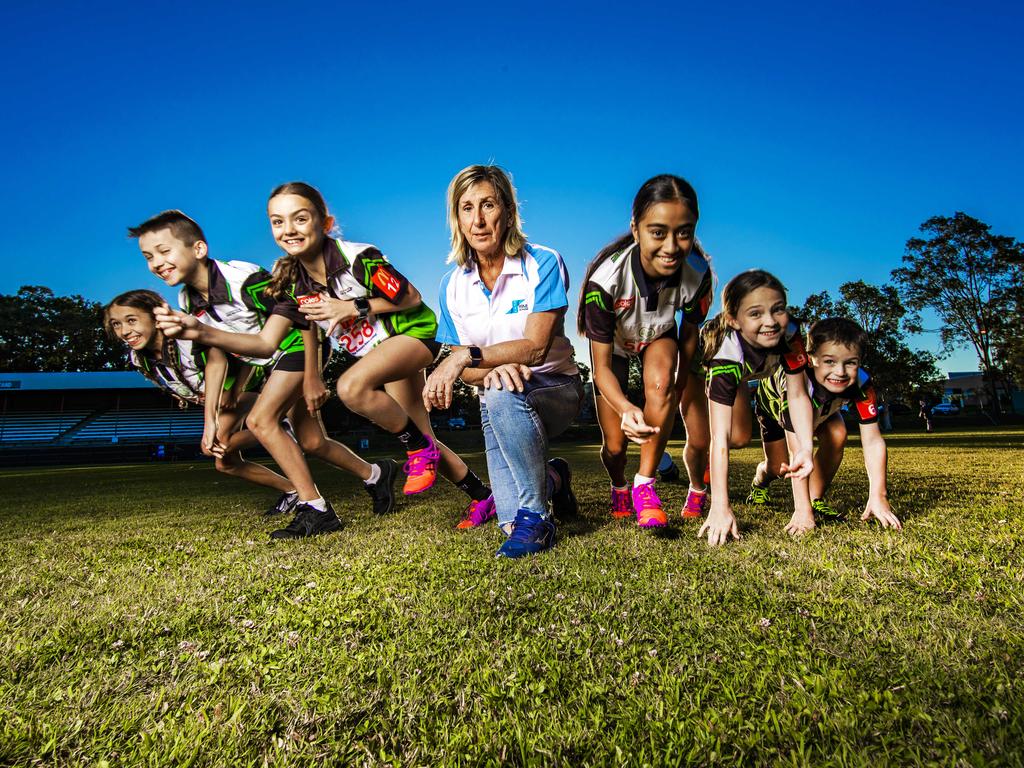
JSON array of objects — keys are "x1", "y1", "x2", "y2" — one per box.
[{"x1": 436, "y1": 243, "x2": 578, "y2": 377}]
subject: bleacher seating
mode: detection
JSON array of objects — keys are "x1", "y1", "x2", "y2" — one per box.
[
  {"x1": 0, "y1": 410, "x2": 91, "y2": 443},
  {"x1": 71, "y1": 408, "x2": 205, "y2": 443}
]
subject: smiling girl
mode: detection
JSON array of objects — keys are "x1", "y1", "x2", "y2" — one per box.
[
  {"x1": 699, "y1": 270, "x2": 815, "y2": 545},
  {"x1": 579, "y1": 175, "x2": 713, "y2": 528}
]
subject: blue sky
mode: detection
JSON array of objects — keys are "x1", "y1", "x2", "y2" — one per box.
[{"x1": 2, "y1": 1, "x2": 1020, "y2": 373}]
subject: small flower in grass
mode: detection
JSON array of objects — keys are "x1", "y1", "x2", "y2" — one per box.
[
  {"x1": 648, "y1": 649, "x2": 658, "y2": 658},
  {"x1": 178, "y1": 640, "x2": 198, "y2": 654},
  {"x1": 305, "y1": 581, "x2": 317, "y2": 589},
  {"x1": 241, "y1": 619, "x2": 256, "y2": 630},
  {"x1": 555, "y1": 593, "x2": 565, "y2": 600},
  {"x1": 111, "y1": 639, "x2": 125, "y2": 650},
  {"x1": 235, "y1": 595, "x2": 247, "y2": 604},
  {"x1": 758, "y1": 617, "x2": 772, "y2": 629},
  {"x1": 285, "y1": 631, "x2": 300, "y2": 648},
  {"x1": 797, "y1": 608, "x2": 810, "y2": 618},
  {"x1": 615, "y1": 638, "x2": 625, "y2": 647},
  {"x1": 196, "y1": 650, "x2": 210, "y2": 661}
]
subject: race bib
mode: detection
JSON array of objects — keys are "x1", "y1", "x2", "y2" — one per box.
[{"x1": 333, "y1": 317, "x2": 379, "y2": 356}]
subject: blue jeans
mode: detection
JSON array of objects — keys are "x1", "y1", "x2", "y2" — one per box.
[{"x1": 478, "y1": 372, "x2": 584, "y2": 526}]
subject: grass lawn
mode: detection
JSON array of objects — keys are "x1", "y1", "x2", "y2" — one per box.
[{"x1": 1, "y1": 427, "x2": 1022, "y2": 766}]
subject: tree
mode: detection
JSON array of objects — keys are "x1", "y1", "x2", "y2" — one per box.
[
  {"x1": 0, "y1": 286, "x2": 126, "y2": 372},
  {"x1": 991, "y1": 247, "x2": 1024, "y2": 390},
  {"x1": 793, "y1": 280, "x2": 942, "y2": 404},
  {"x1": 891, "y1": 213, "x2": 1021, "y2": 415}
]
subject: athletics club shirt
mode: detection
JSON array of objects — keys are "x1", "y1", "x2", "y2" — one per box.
[
  {"x1": 178, "y1": 259, "x2": 295, "y2": 367},
  {"x1": 272, "y1": 238, "x2": 437, "y2": 358},
  {"x1": 705, "y1": 322, "x2": 808, "y2": 405},
  {"x1": 130, "y1": 339, "x2": 207, "y2": 404},
  {"x1": 436, "y1": 243, "x2": 578, "y2": 377},
  {"x1": 757, "y1": 366, "x2": 880, "y2": 431},
  {"x1": 583, "y1": 242, "x2": 712, "y2": 357}
]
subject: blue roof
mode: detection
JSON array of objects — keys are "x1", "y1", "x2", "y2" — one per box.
[{"x1": 0, "y1": 372, "x2": 155, "y2": 391}]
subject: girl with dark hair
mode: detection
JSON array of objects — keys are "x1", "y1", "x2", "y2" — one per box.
[
  {"x1": 579, "y1": 175, "x2": 712, "y2": 528},
  {"x1": 699, "y1": 270, "x2": 815, "y2": 545},
  {"x1": 104, "y1": 289, "x2": 300, "y2": 516}
]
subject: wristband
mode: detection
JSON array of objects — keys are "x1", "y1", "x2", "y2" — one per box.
[{"x1": 354, "y1": 296, "x2": 370, "y2": 319}]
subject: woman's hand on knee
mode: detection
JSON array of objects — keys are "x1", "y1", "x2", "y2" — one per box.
[{"x1": 483, "y1": 364, "x2": 532, "y2": 392}]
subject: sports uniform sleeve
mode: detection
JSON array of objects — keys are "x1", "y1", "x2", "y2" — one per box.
[
  {"x1": 780, "y1": 328, "x2": 809, "y2": 374},
  {"x1": 353, "y1": 247, "x2": 410, "y2": 303},
  {"x1": 239, "y1": 269, "x2": 279, "y2": 316},
  {"x1": 853, "y1": 383, "x2": 880, "y2": 425},
  {"x1": 705, "y1": 358, "x2": 743, "y2": 406},
  {"x1": 682, "y1": 270, "x2": 713, "y2": 326},
  {"x1": 531, "y1": 247, "x2": 570, "y2": 313},
  {"x1": 582, "y1": 282, "x2": 616, "y2": 343},
  {"x1": 269, "y1": 286, "x2": 310, "y2": 330},
  {"x1": 435, "y1": 270, "x2": 467, "y2": 346}
]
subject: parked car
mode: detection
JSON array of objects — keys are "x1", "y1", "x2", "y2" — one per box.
[
  {"x1": 447, "y1": 417, "x2": 467, "y2": 430},
  {"x1": 931, "y1": 402, "x2": 961, "y2": 416}
]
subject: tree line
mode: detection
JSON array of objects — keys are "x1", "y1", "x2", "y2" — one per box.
[{"x1": 2, "y1": 213, "x2": 1021, "y2": 414}]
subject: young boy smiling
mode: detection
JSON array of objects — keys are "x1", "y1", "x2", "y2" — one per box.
[{"x1": 749, "y1": 317, "x2": 902, "y2": 534}]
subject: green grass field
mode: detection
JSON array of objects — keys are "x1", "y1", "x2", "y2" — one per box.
[{"x1": 1, "y1": 428, "x2": 1022, "y2": 767}]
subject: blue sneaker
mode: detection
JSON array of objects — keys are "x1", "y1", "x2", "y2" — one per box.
[{"x1": 495, "y1": 509, "x2": 556, "y2": 559}]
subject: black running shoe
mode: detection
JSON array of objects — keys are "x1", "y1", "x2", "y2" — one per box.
[
  {"x1": 365, "y1": 459, "x2": 399, "y2": 515},
  {"x1": 269, "y1": 502, "x2": 343, "y2": 540},
  {"x1": 547, "y1": 457, "x2": 578, "y2": 518},
  {"x1": 264, "y1": 491, "x2": 299, "y2": 517},
  {"x1": 659, "y1": 464, "x2": 682, "y2": 483}
]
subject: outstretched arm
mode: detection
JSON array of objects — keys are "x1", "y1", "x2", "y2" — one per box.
[
  {"x1": 154, "y1": 306, "x2": 292, "y2": 360},
  {"x1": 860, "y1": 422, "x2": 902, "y2": 530}
]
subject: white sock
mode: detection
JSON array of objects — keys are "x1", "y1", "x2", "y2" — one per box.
[
  {"x1": 364, "y1": 463, "x2": 381, "y2": 486},
  {"x1": 304, "y1": 496, "x2": 327, "y2": 512},
  {"x1": 688, "y1": 485, "x2": 707, "y2": 495},
  {"x1": 611, "y1": 484, "x2": 629, "y2": 492},
  {"x1": 285, "y1": 490, "x2": 299, "y2": 500},
  {"x1": 633, "y1": 473, "x2": 655, "y2": 487}
]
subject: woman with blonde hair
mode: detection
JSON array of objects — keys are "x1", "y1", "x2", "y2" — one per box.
[{"x1": 425, "y1": 165, "x2": 583, "y2": 558}]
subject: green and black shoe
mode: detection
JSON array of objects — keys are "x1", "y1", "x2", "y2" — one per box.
[
  {"x1": 811, "y1": 498, "x2": 843, "y2": 522},
  {"x1": 746, "y1": 484, "x2": 772, "y2": 506}
]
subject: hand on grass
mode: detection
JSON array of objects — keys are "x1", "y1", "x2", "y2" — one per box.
[
  {"x1": 862, "y1": 496, "x2": 902, "y2": 530},
  {"x1": 621, "y1": 408, "x2": 659, "y2": 444},
  {"x1": 784, "y1": 510, "x2": 816, "y2": 537},
  {"x1": 483, "y1": 364, "x2": 532, "y2": 392},
  {"x1": 698, "y1": 505, "x2": 740, "y2": 546}
]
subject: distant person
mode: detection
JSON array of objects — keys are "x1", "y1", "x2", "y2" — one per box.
[
  {"x1": 578, "y1": 174, "x2": 712, "y2": 527},
  {"x1": 136, "y1": 209, "x2": 386, "y2": 540},
  {"x1": 700, "y1": 270, "x2": 815, "y2": 545},
  {"x1": 104, "y1": 289, "x2": 297, "y2": 514},
  {"x1": 748, "y1": 318, "x2": 902, "y2": 533},
  {"x1": 918, "y1": 398, "x2": 933, "y2": 432},
  {"x1": 424, "y1": 164, "x2": 583, "y2": 558}
]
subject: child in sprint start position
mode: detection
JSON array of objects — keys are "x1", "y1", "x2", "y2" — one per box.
[
  {"x1": 580, "y1": 174, "x2": 712, "y2": 527},
  {"x1": 700, "y1": 270, "x2": 815, "y2": 545},
  {"x1": 104, "y1": 289, "x2": 299, "y2": 515},
  {"x1": 750, "y1": 317, "x2": 902, "y2": 532}
]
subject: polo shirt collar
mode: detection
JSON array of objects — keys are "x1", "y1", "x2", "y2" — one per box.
[
  {"x1": 630, "y1": 245, "x2": 681, "y2": 309},
  {"x1": 737, "y1": 332, "x2": 769, "y2": 372},
  {"x1": 295, "y1": 238, "x2": 348, "y2": 295},
  {"x1": 465, "y1": 253, "x2": 524, "y2": 285},
  {"x1": 186, "y1": 259, "x2": 230, "y2": 310}
]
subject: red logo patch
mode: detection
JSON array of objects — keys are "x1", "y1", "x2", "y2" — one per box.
[
  {"x1": 372, "y1": 267, "x2": 402, "y2": 300},
  {"x1": 298, "y1": 293, "x2": 321, "y2": 306},
  {"x1": 614, "y1": 297, "x2": 634, "y2": 310}
]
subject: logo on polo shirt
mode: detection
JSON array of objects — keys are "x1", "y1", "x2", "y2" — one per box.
[
  {"x1": 614, "y1": 298, "x2": 634, "y2": 310},
  {"x1": 507, "y1": 300, "x2": 529, "y2": 314},
  {"x1": 298, "y1": 294, "x2": 322, "y2": 306},
  {"x1": 371, "y1": 266, "x2": 402, "y2": 300}
]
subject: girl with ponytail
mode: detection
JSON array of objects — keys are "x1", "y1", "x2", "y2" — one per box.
[
  {"x1": 579, "y1": 174, "x2": 713, "y2": 528},
  {"x1": 699, "y1": 270, "x2": 815, "y2": 545}
]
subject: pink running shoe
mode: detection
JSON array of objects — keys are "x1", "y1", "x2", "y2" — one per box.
[
  {"x1": 403, "y1": 436, "x2": 440, "y2": 495},
  {"x1": 632, "y1": 482, "x2": 667, "y2": 528},
  {"x1": 610, "y1": 485, "x2": 632, "y2": 519},
  {"x1": 456, "y1": 494, "x2": 496, "y2": 529},
  {"x1": 681, "y1": 488, "x2": 709, "y2": 519}
]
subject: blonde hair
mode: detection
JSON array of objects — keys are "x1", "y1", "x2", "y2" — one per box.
[{"x1": 446, "y1": 165, "x2": 528, "y2": 267}]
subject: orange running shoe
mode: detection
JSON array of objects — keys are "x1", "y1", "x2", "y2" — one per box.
[{"x1": 403, "y1": 436, "x2": 440, "y2": 495}]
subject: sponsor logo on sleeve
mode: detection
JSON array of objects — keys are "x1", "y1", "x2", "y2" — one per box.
[
  {"x1": 614, "y1": 297, "x2": 635, "y2": 310},
  {"x1": 372, "y1": 266, "x2": 402, "y2": 300}
]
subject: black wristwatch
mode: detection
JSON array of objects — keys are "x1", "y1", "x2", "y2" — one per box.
[
  {"x1": 467, "y1": 346, "x2": 483, "y2": 368},
  {"x1": 354, "y1": 296, "x2": 370, "y2": 319}
]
